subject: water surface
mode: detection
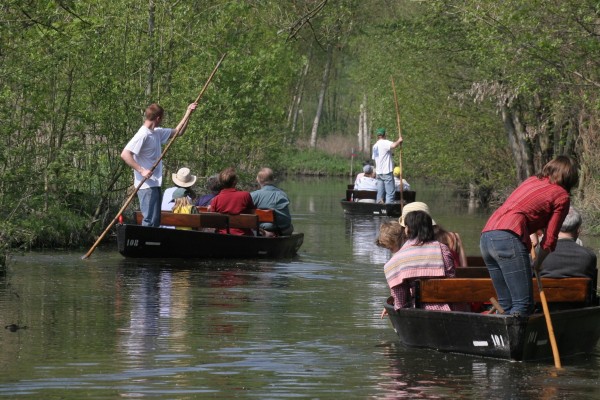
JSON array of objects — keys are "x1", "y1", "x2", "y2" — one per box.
[{"x1": 1, "y1": 177, "x2": 599, "y2": 399}]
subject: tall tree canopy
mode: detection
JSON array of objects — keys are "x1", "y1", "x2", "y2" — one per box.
[{"x1": 1, "y1": 0, "x2": 599, "y2": 249}]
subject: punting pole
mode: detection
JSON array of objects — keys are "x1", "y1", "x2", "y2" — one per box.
[
  {"x1": 391, "y1": 76, "x2": 403, "y2": 206},
  {"x1": 532, "y1": 247, "x2": 562, "y2": 368},
  {"x1": 81, "y1": 53, "x2": 227, "y2": 260}
]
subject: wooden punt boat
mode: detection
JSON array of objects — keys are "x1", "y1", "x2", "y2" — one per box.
[
  {"x1": 384, "y1": 266, "x2": 600, "y2": 362},
  {"x1": 340, "y1": 185, "x2": 416, "y2": 217},
  {"x1": 117, "y1": 210, "x2": 303, "y2": 259}
]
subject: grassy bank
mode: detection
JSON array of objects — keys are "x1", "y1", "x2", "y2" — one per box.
[{"x1": 285, "y1": 135, "x2": 370, "y2": 177}]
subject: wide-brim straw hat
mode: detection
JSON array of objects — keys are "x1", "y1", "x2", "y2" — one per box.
[
  {"x1": 172, "y1": 167, "x2": 197, "y2": 187},
  {"x1": 399, "y1": 201, "x2": 436, "y2": 227}
]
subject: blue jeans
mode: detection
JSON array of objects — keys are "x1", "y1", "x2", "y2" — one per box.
[
  {"x1": 376, "y1": 172, "x2": 395, "y2": 203},
  {"x1": 480, "y1": 230, "x2": 533, "y2": 316},
  {"x1": 138, "y1": 187, "x2": 162, "y2": 227}
]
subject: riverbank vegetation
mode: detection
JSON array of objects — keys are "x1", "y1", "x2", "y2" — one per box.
[{"x1": 1, "y1": 0, "x2": 599, "y2": 253}]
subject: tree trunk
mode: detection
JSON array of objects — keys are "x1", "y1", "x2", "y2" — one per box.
[
  {"x1": 146, "y1": 0, "x2": 155, "y2": 97},
  {"x1": 358, "y1": 103, "x2": 364, "y2": 152},
  {"x1": 310, "y1": 46, "x2": 332, "y2": 148},
  {"x1": 362, "y1": 94, "x2": 369, "y2": 153},
  {"x1": 290, "y1": 56, "x2": 310, "y2": 133},
  {"x1": 501, "y1": 102, "x2": 534, "y2": 182}
]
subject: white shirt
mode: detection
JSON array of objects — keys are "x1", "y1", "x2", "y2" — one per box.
[
  {"x1": 161, "y1": 187, "x2": 177, "y2": 210},
  {"x1": 394, "y1": 177, "x2": 411, "y2": 191},
  {"x1": 354, "y1": 176, "x2": 378, "y2": 191},
  {"x1": 124, "y1": 125, "x2": 173, "y2": 188},
  {"x1": 372, "y1": 139, "x2": 394, "y2": 174}
]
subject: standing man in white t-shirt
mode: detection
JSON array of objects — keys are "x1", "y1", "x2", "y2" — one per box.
[
  {"x1": 121, "y1": 102, "x2": 197, "y2": 227},
  {"x1": 371, "y1": 128, "x2": 403, "y2": 203}
]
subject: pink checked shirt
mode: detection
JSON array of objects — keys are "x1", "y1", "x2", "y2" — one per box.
[{"x1": 387, "y1": 240, "x2": 456, "y2": 311}]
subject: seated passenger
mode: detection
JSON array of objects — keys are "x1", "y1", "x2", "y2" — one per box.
[
  {"x1": 171, "y1": 187, "x2": 199, "y2": 230},
  {"x1": 209, "y1": 167, "x2": 255, "y2": 236},
  {"x1": 399, "y1": 202, "x2": 468, "y2": 267},
  {"x1": 250, "y1": 167, "x2": 294, "y2": 236},
  {"x1": 377, "y1": 212, "x2": 457, "y2": 312},
  {"x1": 393, "y1": 166, "x2": 411, "y2": 191},
  {"x1": 195, "y1": 174, "x2": 222, "y2": 207},
  {"x1": 354, "y1": 162, "x2": 373, "y2": 186},
  {"x1": 354, "y1": 165, "x2": 378, "y2": 203},
  {"x1": 161, "y1": 167, "x2": 197, "y2": 211},
  {"x1": 541, "y1": 206, "x2": 597, "y2": 279}
]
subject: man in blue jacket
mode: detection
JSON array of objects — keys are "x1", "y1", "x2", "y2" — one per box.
[{"x1": 250, "y1": 168, "x2": 294, "y2": 236}]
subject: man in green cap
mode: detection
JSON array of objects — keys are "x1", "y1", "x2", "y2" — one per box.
[{"x1": 372, "y1": 128, "x2": 403, "y2": 203}]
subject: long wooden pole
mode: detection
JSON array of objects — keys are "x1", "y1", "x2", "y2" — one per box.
[
  {"x1": 391, "y1": 76, "x2": 403, "y2": 205},
  {"x1": 531, "y1": 247, "x2": 562, "y2": 368},
  {"x1": 350, "y1": 147, "x2": 355, "y2": 185},
  {"x1": 82, "y1": 53, "x2": 227, "y2": 260}
]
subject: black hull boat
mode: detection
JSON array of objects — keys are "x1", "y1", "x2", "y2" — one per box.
[
  {"x1": 383, "y1": 272, "x2": 600, "y2": 362},
  {"x1": 384, "y1": 304, "x2": 600, "y2": 362},
  {"x1": 340, "y1": 188, "x2": 416, "y2": 217},
  {"x1": 117, "y1": 224, "x2": 304, "y2": 259}
]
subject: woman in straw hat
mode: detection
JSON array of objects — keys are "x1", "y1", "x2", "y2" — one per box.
[
  {"x1": 376, "y1": 212, "x2": 457, "y2": 315},
  {"x1": 161, "y1": 167, "x2": 198, "y2": 211},
  {"x1": 399, "y1": 202, "x2": 468, "y2": 267}
]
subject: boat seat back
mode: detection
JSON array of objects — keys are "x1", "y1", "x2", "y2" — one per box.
[
  {"x1": 253, "y1": 209, "x2": 275, "y2": 223},
  {"x1": 455, "y1": 267, "x2": 490, "y2": 278},
  {"x1": 349, "y1": 190, "x2": 377, "y2": 201},
  {"x1": 346, "y1": 189, "x2": 417, "y2": 203},
  {"x1": 465, "y1": 256, "x2": 485, "y2": 267},
  {"x1": 134, "y1": 211, "x2": 229, "y2": 231},
  {"x1": 229, "y1": 214, "x2": 259, "y2": 232},
  {"x1": 196, "y1": 207, "x2": 275, "y2": 224},
  {"x1": 415, "y1": 277, "x2": 594, "y2": 306}
]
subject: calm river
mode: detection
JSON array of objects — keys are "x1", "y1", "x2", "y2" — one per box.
[{"x1": 1, "y1": 177, "x2": 599, "y2": 399}]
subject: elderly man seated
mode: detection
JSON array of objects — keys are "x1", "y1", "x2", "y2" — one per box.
[
  {"x1": 250, "y1": 167, "x2": 294, "y2": 236},
  {"x1": 540, "y1": 206, "x2": 597, "y2": 279}
]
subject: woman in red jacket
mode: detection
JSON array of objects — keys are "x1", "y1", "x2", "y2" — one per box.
[{"x1": 480, "y1": 156, "x2": 578, "y2": 317}]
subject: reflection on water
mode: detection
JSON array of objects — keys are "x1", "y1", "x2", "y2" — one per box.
[
  {"x1": 118, "y1": 268, "x2": 192, "y2": 365},
  {"x1": 0, "y1": 177, "x2": 599, "y2": 398},
  {"x1": 347, "y1": 215, "x2": 391, "y2": 265}
]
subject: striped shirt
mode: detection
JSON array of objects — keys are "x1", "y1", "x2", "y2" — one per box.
[
  {"x1": 482, "y1": 176, "x2": 570, "y2": 252},
  {"x1": 385, "y1": 239, "x2": 456, "y2": 310}
]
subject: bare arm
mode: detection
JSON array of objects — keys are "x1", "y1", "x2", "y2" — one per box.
[
  {"x1": 121, "y1": 149, "x2": 153, "y2": 179},
  {"x1": 171, "y1": 102, "x2": 198, "y2": 138},
  {"x1": 390, "y1": 136, "x2": 403, "y2": 149}
]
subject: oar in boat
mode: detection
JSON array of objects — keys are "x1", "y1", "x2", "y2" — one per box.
[
  {"x1": 391, "y1": 76, "x2": 403, "y2": 205},
  {"x1": 81, "y1": 53, "x2": 227, "y2": 260},
  {"x1": 531, "y1": 246, "x2": 562, "y2": 368}
]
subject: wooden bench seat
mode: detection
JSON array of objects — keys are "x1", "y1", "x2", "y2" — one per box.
[
  {"x1": 134, "y1": 211, "x2": 229, "y2": 231},
  {"x1": 455, "y1": 267, "x2": 490, "y2": 278},
  {"x1": 135, "y1": 209, "x2": 275, "y2": 236},
  {"x1": 229, "y1": 214, "x2": 259, "y2": 232},
  {"x1": 345, "y1": 189, "x2": 416, "y2": 203},
  {"x1": 253, "y1": 208, "x2": 275, "y2": 223},
  {"x1": 415, "y1": 277, "x2": 594, "y2": 306},
  {"x1": 196, "y1": 207, "x2": 275, "y2": 224}
]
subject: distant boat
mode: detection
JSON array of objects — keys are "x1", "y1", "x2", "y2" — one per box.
[
  {"x1": 340, "y1": 185, "x2": 416, "y2": 217},
  {"x1": 384, "y1": 267, "x2": 600, "y2": 362},
  {"x1": 117, "y1": 210, "x2": 303, "y2": 259}
]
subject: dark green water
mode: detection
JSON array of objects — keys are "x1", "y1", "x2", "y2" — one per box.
[{"x1": 1, "y1": 177, "x2": 599, "y2": 399}]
